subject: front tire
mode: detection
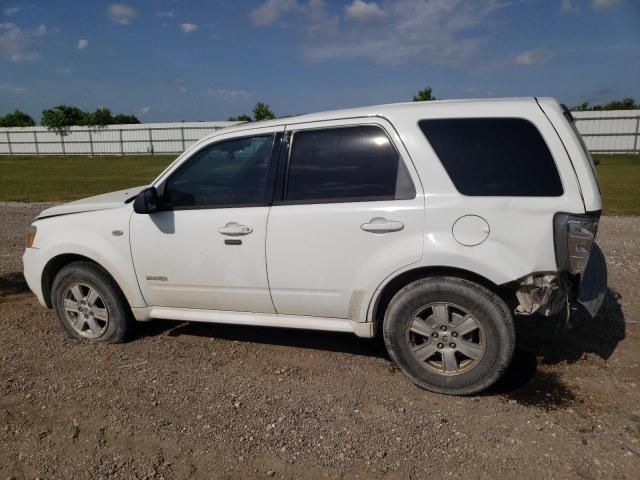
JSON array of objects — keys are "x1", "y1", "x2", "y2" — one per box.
[
  {"x1": 383, "y1": 277, "x2": 515, "y2": 395},
  {"x1": 51, "y1": 261, "x2": 133, "y2": 343}
]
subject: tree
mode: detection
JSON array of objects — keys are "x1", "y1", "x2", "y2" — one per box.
[
  {"x1": 86, "y1": 108, "x2": 114, "y2": 128},
  {"x1": 112, "y1": 114, "x2": 140, "y2": 124},
  {"x1": 228, "y1": 102, "x2": 277, "y2": 122},
  {"x1": 41, "y1": 105, "x2": 88, "y2": 136},
  {"x1": 572, "y1": 102, "x2": 591, "y2": 112},
  {"x1": 228, "y1": 114, "x2": 253, "y2": 122},
  {"x1": 412, "y1": 86, "x2": 436, "y2": 102},
  {"x1": 571, "y1": 98, "x2": 639, "y2": 111},
  {"x1": 41, "y1": 105, "x2": 141, "y2": 135},
  {"x1": 0, "y1": 109, "x2": 36, "y2": 127},
  {"x1": 253, "y1": 102, "x2": 276, "y2": 121}
]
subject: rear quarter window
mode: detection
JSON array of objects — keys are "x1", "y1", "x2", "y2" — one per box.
[{"x1": 418, "y1": 118, "x2": 563, "y2": 197}]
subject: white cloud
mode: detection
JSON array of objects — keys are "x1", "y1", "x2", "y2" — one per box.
[
  {"x1": 299, "y1": 0, "x2": 506, "y2": 65},
  {"x1": 77, "y1": 38, "x2": 88, "y2": 49},
  {"x1": 32, "y1": 24, "x2": 46, "y2": 36},
  {"x1": 592, "y1": 0, "x2": 622, "y2": 8},
  {"x1": 562, "y1": 0, "x2": 579, "y2": 13},
  {"x1": 206, "y1": 88, "x2": 252, "y2": 98},
  {"x1": 108, "y1": 3, "x2": 136, "y2": 25},
  {"x1": 156, "y1": 11, "x2": 174, "y2": 18},
  {"x1": 249, "y1": 0, "x2": 298, "y2": 26},
  {"x1": 53, "y1": 66, "x2": 71, "y2": 75},
  {"x1": 0, "y1": 22, "x2": 47, "y2": 62},
  {"x1": 511, "y1": 49, "x2": 553, "y2": 66},
  {"x1": 179, "y1": 23, "x2": 198, "y2": 33},
  {"x1": 139, "y1": 106, "x2": 151, "y2": 116},
  {"x1": 0, "y1": 82, "x2": 27, "y2": 94},
  {"x1": 3, "y1": 6, "x2": 22, "y2": 16},
  {"x1": 172, "y1": 78, "x2": 188, "y2": 93},
  {"x1": 345, "y1": 1, "x2": 386, "y2": 22}
]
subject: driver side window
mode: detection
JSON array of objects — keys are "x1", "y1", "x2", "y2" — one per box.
[{"x1": 163, "y1": 135, "x2": 275, "y2": 208}]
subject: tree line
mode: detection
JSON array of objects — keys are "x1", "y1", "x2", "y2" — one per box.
[
  {"x1": 0, "y1": 106, "x2": 140, "y2": 131},
  {"x1": 570, "y1": 98, "x2": 639, "y2": 111},
  {"x1": 2, "y1": 89, "x2": 637, "y2": 130}
]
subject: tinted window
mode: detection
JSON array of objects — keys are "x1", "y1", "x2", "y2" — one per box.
[
  {"x1": 286, "y1": 126, "x2": 415, "y2": 203},
  {"x1": 164, "y1": 135, "x2": 274, "y2": 207},
  {"x1": 418, "y1": 118, "x2": 563, "y2": 196}
]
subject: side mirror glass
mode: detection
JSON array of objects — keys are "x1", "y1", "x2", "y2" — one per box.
[{"x1": 133, "y1": 187, "x2": 160, "y2": 214}]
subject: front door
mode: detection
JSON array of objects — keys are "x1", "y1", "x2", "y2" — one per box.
[{"x1": 130, "y1": 126, "x2": 283, "y2": 312}]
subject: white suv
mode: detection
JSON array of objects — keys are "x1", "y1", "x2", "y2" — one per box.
[{"x1": 23, "y1": 98, "x2": 606, "y2": 395}]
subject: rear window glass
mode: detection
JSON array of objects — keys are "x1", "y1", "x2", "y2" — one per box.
[{"x1": 418, "y1": 118, "x2": 563, "y2": 196}]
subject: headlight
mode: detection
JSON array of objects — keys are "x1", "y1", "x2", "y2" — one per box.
[
  {"x1": 26, "y1": 225, "x2": 37, "y2": 248},
  {"x1": 554, "y1": 212, "x2": 600, "y2": 275}
]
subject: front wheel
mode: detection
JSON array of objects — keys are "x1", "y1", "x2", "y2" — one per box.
[
  {"x1": 51, "y1": 261, "x2": 133, "y2": 343},
  {"x1": 383, "y1": 277, "x2": 515, "y2": 395}
]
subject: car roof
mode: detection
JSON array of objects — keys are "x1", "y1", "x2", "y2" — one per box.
[{"x1": 205, "y1": 96, "x2": 546, "y2": 140}]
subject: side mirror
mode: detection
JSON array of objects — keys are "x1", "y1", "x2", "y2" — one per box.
[{"x1": 133, "y1": 187, "x2": 160, "y2": 214}]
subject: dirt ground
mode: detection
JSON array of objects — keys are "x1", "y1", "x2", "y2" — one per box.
[{"x1": 1, "y1": 202, "x2": 639, "y2": 480}]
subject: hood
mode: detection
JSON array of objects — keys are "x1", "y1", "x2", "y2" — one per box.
[{"x1": 36, "y1": 186, "x2": 145, "y2": 220}]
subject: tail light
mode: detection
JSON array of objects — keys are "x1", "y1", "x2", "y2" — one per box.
[{"x1": 554, "y1": 212, "x2": 600, "y2": 275}]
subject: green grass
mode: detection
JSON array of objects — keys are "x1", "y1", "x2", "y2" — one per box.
[
  {"x1": 0, "y1": 155, "x2": 175, "y2": 202},
  {"x1": 0, "y1": 154, "x2": 638, "y2": 215},
  {"x1": 593, "y1": 154, "x2": 640, "y2": 215}
]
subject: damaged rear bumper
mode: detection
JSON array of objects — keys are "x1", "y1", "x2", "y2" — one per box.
[
  {"x1": 514, "y1": 242, "x2": 607, "y2": 318},
  {"x1": 576, "y1": 242, "x2": 607, "y2": 317}
]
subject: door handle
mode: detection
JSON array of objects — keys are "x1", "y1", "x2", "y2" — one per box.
[
  {"x1": 218, "y1": 222, "x2": 253, "y2": 236},
  {"x1": 361, "y1": 217, "x2": 404, "y2": 234}
]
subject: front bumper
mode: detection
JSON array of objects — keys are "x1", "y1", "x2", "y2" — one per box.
[{"x1": 23, "y1": 248, "x2": 47, "y2": 307}]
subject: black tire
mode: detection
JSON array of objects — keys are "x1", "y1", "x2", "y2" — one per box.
[
  {"x1": 382, "y1": 276, "x2": 515, "y2": 395},
  {"x1": 51, "y1": 261, "x2": 133, "y2": 343}
]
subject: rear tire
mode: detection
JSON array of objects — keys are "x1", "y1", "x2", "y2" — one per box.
[
  {"x1": 383, "y1": 276, "x2": 515, "y2": 395},
  {"x1": 51, "y1": 261, "x2": 133, "y2": 343}
]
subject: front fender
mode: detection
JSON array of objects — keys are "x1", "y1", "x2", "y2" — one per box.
[{"x1": 33, "y1": 208, "x2": 146, "y2": 309}]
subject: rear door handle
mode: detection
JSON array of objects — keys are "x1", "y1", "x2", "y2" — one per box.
[
  {"x1": 218, "y1": 222, "x2": 253, "y2": 236},
  {"x1": 361, "y1": 217, "x2": 404, "y2": 234}
]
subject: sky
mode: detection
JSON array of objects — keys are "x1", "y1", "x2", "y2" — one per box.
[{"x1": 0, "y1": 0, "x2": 639, "y2": 122}]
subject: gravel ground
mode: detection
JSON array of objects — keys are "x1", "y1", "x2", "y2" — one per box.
[{"x1": 1, "y1": 202, "x2": 639, "y2": 480}]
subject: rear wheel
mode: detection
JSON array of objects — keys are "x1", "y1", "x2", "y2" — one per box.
[
  {"x1": 51, "y1": 261, "x2": 132, "y2": 343},
  {"x1": 383, "y1": 276, "x2": 515, "y2": 395}
]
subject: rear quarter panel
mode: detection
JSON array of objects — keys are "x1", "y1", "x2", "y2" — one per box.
[{"x1": 368, "y1": 101, "x2": 586, "y2": 305}]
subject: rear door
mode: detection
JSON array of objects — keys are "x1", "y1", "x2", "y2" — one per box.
[{"x1": 266, "y1": 118, "x2": 424, "y2": 320}]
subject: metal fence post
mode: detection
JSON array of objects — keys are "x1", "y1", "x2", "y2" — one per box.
[
  {"x1": 634, "y1": 117, "x2": 640, "y2": 154},
  {"x1": 61, "y1": 135, "x2": 66, "y2": 155},
  {"x1": 148, "y1": 128, "x2": 153, "y2": 154},
  {"x1": 5, "y1": 131, "x2": 12, "y2": 155},
  {"x1": 180, "y1": 126, "x2": 185, "y2": 151},
  {"x1": 119, "y1": 129, "x2": 124, "y2": 155},
  {"x1": 89, "y1": 129, "x2": 94, "y2": 156},
  {"x1": 33, "y1": 131, "x2": 39, "y2": 155}
]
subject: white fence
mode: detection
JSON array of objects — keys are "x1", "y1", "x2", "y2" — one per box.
[
  {"x1": 0, "y1": 121, "x2": 238, "y2": 156},
  {"x1": 0, "y1": 110, "x2": 639, "y2": 155},
  {"x1": 572, "y1": 110, "x2": 640, "y2": 154}
]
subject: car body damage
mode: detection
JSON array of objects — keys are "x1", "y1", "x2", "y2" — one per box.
[
  {"x1": 515, "y1": 273, "x2": 568, "y2": 317},
  {"x1": 515, "y1": 241, "x2": 607, "y2": 318}
]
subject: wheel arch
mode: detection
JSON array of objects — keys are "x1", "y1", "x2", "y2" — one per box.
[
  {"x1": 369, "y1": 265, "x2": 516, "y2": 335},
  {"x1": 41, "y1": 254, "x2": 132, "y2": 310}
]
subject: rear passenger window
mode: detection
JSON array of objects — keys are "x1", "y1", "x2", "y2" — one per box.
[
  {"x1": 285, "y1": 126, "x2": 415, "y2": 203},
  {"x1": 418, "y1": 118, "x2": 563, "y2": 196}
]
